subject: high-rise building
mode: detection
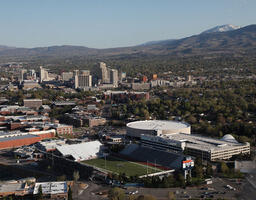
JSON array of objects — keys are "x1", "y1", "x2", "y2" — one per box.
[
  {"x1": 152, "y1": 74, "x2": 157, "y2": 80},
  {"x1": 28, "y1": 69, "x2": 37, "y2": 80},
  {"x1": 61, "y1": 72, "x2": 73, "y2": 81},
  {"x1": 19, "y1": 69, "x2": 27, "y2": 83},
  {"x1": 80, "y1": 70, "x2": 90, "y2": 76},
  {"x1": 73, "y1": 70, "x2": 79, "y2": 77},
  {"x1": 110, "y1": 69, "x2": 118, "y2": 87},
  {"x1": 142, "y1": 76, "x2": 148, "y2": 83},
  {"x1": 187, "y1": 75, "x2": 192, "y2": 82},
  {"x1": 99, "y1": 62, "x2": 110, "y2": 83},
  {"x1": 39, "y1": 66, "x2": 49, "y2": 83},
  {"x1": 75, "y1": 70, "x2": 92, "y2": 89},
  {"x1": 74, "y1": 75, "x2": 79, "y2": 89}
]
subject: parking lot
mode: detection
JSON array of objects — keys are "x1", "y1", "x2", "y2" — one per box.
[{"x1": 84, "y1": 176, "x2": 245, "y2": 200}]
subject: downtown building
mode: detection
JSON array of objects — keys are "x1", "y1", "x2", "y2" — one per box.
[{"x1": 74, "y1": 70, "x2": 92, "y2": 89}]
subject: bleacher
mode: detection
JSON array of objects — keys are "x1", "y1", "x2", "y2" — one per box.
[{"x1": 120, "y1": 144, "x2": 185, "y2": 169}]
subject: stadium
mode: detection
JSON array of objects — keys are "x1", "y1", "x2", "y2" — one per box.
[{"x1": 126, "y1": 120, "x2": 191, "y2": 138}]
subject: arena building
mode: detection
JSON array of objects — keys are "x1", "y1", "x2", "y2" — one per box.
[{"x1": 126, "y1": 120, "x2": 191, "y2": 138}]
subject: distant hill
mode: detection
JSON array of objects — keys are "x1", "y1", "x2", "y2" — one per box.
[
  {"x1": 139, "y1": 39, "x2": 176, "y2": 46},
  {"x1": 0, "y1": 45, "x2": 99, "y2": 58},
  {"x1": 0, "y1": 45, "x2": 16, "y2": 51},
  {"x1": 139, "y1": 24, "x2": 256, "y2": 56},
  {"x1": 0, "y1": 24, "x2": 255, "y2": 59}
]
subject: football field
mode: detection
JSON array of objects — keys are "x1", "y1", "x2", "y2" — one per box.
[{"x1": 82, "y1": 156, "x2": 162, "y2": 176}]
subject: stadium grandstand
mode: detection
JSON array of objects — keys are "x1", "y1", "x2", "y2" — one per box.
[
  {"x1": 120, "y1": 144, "x2": 189, "y2": 170},
  {"x1": 56, "y1": 140, "x2": 104, "y2": 162}
]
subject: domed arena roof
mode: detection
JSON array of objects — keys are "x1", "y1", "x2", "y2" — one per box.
[{"x1": 221, "y1": 134, "x2": 238, "y2": 143}]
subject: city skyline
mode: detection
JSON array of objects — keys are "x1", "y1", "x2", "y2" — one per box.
[{"x1": 0, "y1": 0, "x2": 255, "y2": 48}]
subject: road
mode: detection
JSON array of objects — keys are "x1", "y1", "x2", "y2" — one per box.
[
  {"x1": 75, "y1": 182, "x2": 108, "y2": 200},
  {"x1": 238, "y1": 173, "x2": 256, "y2": 200}
]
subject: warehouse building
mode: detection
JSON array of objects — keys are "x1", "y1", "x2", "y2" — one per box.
[
  {"x1": 0, "y1": 134, "x2": 41, "y2": 150},
  {"x1": 0, "y1": 129, "x2": 55, "y2": 149}
]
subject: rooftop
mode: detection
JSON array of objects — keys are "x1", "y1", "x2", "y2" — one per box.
[
  {"x1": 56, "y1": 140, "x2": 103, "y2": 161},
  {"x1": 163, "y1": 133, "x2": 248, "y2": 152},
  {"x1": 33, "y1": 182, "x2": 67, "y2": 195},
  {"x1": 104, "y1": 90, "x2": 148, "y2": 95},
  {"x1": 23, "y1": 99, "x2": 42, "y2": 102},
  {"x1": 0, "y1": 134, "x2": 39, "y2": 142},
  {"x1": 0, "y1": 183, "x2": 26, "y2": 193},
  {"x1": 127, "y1": 120, "x2": 190, "y2": 131}
]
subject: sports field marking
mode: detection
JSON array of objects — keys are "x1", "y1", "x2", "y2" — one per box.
[{"x1": 82, "y1": 156, "x2": 163, "y2": 176}]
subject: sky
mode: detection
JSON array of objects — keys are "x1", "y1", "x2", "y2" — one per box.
[{"x1": 0, "y1": 0, "x2": 255, "y2": 48}]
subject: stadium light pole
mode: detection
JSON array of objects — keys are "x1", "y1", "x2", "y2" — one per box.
[
  {"x1": 147, "y1": 161, "x2": 148, "y2": 175},
  {"x1": 154, "y1": 159, "x2": 156, "y2": 173},
  {"x1": 104, "y1": 155, "x2": 106, "y2": 169}
]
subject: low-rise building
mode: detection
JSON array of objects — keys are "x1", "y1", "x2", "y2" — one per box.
[
  {"x1": 63, "y1": 113, "x2": 106, "y2": 128},
  {"x1": 33, "y1": 182, "x2": 68, "y2": 199},
  {"x1": 0, "y1": 129, "x2": 56, "y2": 149},
  {"x1": 0, "y1": 182, "x2": 29, "y2": 197},
  {"x1": 53, "y1": 124, "x2": 73, "y2": 135},
  {"x1": 23, "y1": 99, "x2": 42, "y2": 110},
  {"x1": 104, "y1": 90, "x2": 150, "y2": 102},
  {"x1": 22, "y1": 80, "x2": 41, "y2": 90},
  {"x1": 36, "y1": 139, "x2": 66, "y2": 152},
  {"x1": 131, "y1": 83, "x2": 150, "y2": 90}
]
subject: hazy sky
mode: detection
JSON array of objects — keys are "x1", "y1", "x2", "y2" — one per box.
[{"x1": 0, "y1": 0, "x2": 255, "y2": 48}]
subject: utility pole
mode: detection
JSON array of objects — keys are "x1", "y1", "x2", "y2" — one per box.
[{"x1": 147, "y1": 160, "x2": 148, "y2": 175}]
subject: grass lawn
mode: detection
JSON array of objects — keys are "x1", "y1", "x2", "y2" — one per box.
[{"x1": 82, "y1": 156, "x2": 163, "y2": 176}]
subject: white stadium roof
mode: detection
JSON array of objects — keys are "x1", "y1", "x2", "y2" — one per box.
[
  {"x1": 56, "y1": 140, "x2": 102, "y2": 161},
  {"x1": 127, "y1": 120, "x2": 189, "y2": 131}
]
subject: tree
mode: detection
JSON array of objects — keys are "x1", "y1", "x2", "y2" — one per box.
[
  {"x1": 73, "y1": 171, "x2": 80, "y2": 182},
  {"x1": 36, "y1": 185, "x2": 43, "y2": 200},
  {"x1": 220, "y1": 162, "x2": 229, "y2": 174},
  {"x1": 108, "y1": 187, "x2": 125, "y2": 200},
  {"x1": 168, "y1": 191, "x2": 176, "y2": 200},
  {"x1": 68, "y1": 185, "x2": 73, "y2": 200},
  {"x1": 194, "y1": 164, "x2": 203, "y2": 179},
  {"x1": 57, "y1": 174, "x2": 66, "y2": 181},
  {"x1": 137, "y1": 195, "x2": 157, "y2": 200},
  {"x1": 206, "y1": 163, "x2": 213, "y2": 176}
]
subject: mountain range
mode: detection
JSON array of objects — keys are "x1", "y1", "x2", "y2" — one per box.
[
  {"x1": 0, "y1": 24, "x2": 255, "y2": 60},
  {"x1": 200, "y1": 24, "x2": 241, "y2": 34}
]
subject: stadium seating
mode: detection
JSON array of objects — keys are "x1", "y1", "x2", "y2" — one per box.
[{"x1": 120, "y1": 144, "x2": 185, "y2": 169}]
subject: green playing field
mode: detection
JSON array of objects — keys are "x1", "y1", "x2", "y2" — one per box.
[{"x1": 82, "y1": 156, "x2": 162, "y2": 176}]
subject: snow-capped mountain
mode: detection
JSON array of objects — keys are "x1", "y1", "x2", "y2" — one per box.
[{"x1": 201, "y1": 24, "x2": 241, "y2": 34}]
